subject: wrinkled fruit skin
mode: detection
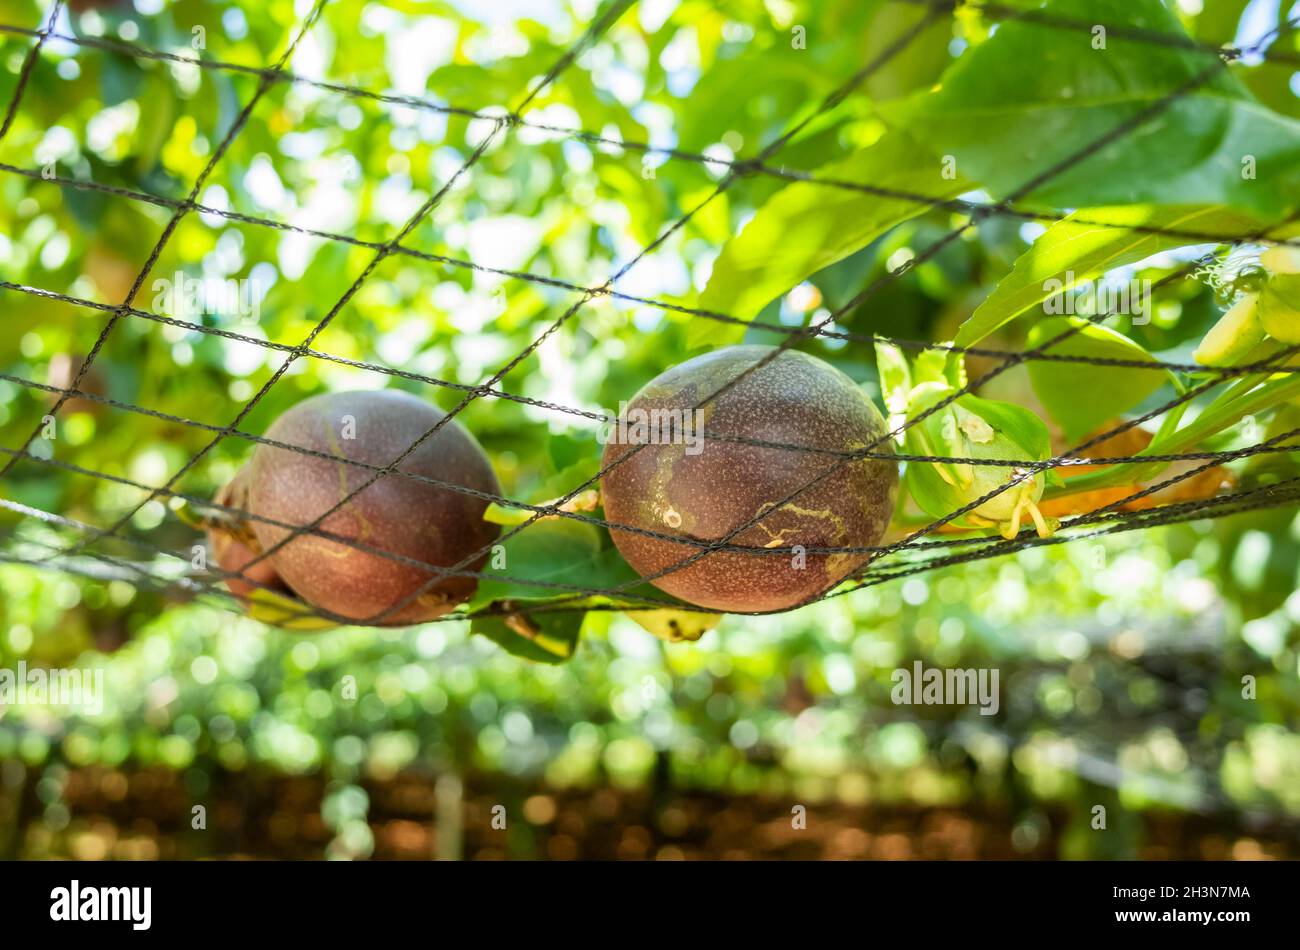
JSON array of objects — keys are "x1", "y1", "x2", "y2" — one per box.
[
  {"x1": 208, "y1": 467, "x2": 287, "y2": 601},
  {"x1": 247, "y1": 390, "x2": 500, "y2": 625},
  {"x1": 600, "y1": 345, "x2": 898, "y2": 613}
]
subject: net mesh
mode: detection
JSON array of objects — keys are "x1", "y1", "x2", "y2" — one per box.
[{"x1": 2, "y1": 0, "x2": 1299, "y2": 630}]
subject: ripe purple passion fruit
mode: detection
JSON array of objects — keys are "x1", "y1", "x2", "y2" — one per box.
[
  {"x1": 246, "y1": 390, "x2": 500, "y2": 625},
  {"x1": 600, "y1": 345, "x2": 899, "y2": 613},
  {"x1": 207, "y1": 467, "x2": 288, "y2": 601}
]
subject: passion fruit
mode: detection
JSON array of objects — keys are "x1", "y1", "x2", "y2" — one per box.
[
  {"x1": 246, "y1": 390, "x2": 500, "y2": 625},
  {"x1": 600, "y1": 345, "x2": 898, "y2": 613}
]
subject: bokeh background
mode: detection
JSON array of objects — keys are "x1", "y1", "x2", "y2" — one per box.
[{"x1": 2, "y1": 0, "x2": 1299, "y2": 859}]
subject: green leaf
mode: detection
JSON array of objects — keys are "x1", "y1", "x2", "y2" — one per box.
[
  {"x1": 134, "y1": 73, "x2": 177, "y2": 176},
  {"x1": 1026, "y1": 317, "x2": 1176, "y2": 441},
  {"x1": 692, "y1": 129, "x2": 969, "y2": 348},
  {"x1": 1192, "y1": 0, "x2": 1247, "y2": 44},
  {"x1": 958, "y1": 394, "x2": 1053, "y2": 462},
  {"x1": 467, "y1": 517, "x2": 607, "y2": 609},
  {"x1": 888, "y1": 0, "x2": 1300, "y2": 218},
  {"x1": 956, "y1": 204, "x2": 1264, "y2": 348},
  {"x1": 471, "y1": 608, "x2": 584, "y2": 664},
  {"x1": 904, "y1": 380, "x2": 967, "y2": 488},
  {"x1": 859, "y1": 0, "x2": 954, "y2": 102},
  {"x1": 533, "y1": 460, "x2": 601, "y2": 505},
  {"x1": 547, "y1": 432, "x2": 596, "y2": 474},
  {"x1": 873, "y1": 339, "x2": 912, "y2": 414},
  {"x1": 914, "y1": 343, "x2": 958, "y2": 388}
]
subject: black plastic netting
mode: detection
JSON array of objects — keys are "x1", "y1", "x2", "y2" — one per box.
[{"x1": 2, "y1": 0, "x2": 1300, "y2": 630}]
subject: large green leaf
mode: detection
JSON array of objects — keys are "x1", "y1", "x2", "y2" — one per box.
[
  {"x1": 1026, "y1": 317, "x2": 1176, "y2": 441},
  {"x1": 955, "y1": 204, "x2": 1265, "y2": 348},
  {"x1": 465, "y1": 519, "x2": 602, "y2": 662},
  {"x1": 466, "y1": 518, "x2": 607, "y2": 609},
  {"x1": 471, "y1": 609, "x2": 584, "y2": 664},
  {"x1": 859, "y1": 0, "x2": 954, "y2": 103},
  {"x1": 466, "y1": 513, "x2": 678, "y2": 611},
  {"x1": 692, "y1": 130, "x2": 969, "y2": 347},
  {"x1": 887, "y1": 0, "x2": 1300, "y2": 218},
  {"x1": 1191, "y1": 0, "x2": 1249, "y2": 44}
]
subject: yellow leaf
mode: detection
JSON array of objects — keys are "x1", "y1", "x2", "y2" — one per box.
[
  {"x1": 246, "y1": 588, "x2": 339, "y2": 632},
  {"x1": 629, "y1": 608, "x2": 721, "y2": 643}
]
